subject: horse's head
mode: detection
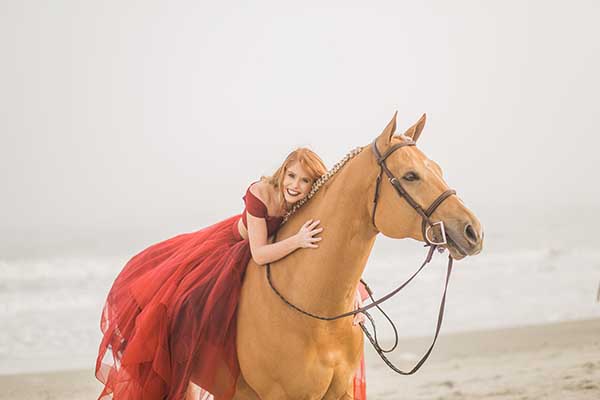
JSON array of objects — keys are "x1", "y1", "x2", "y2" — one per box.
[{"x1": 370, "y1": 112, "x2": 483, "y2": 260}]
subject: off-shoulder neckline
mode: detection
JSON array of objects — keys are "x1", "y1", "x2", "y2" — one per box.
[{"x1": 246, "y1": 183, "x2": 284, "y2": 220}]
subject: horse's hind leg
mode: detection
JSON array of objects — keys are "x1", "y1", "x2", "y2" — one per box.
[{"x1": 232, "y1": 374, "x2": 261, "y2": 400}]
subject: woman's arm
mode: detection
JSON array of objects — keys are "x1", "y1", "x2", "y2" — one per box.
[{"x1": 247, "y1": 214, "x2": 322, "y2": 266}]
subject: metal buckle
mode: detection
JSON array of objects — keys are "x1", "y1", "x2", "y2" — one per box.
[{"x1": 425, "y1": 221, "x2": 447, "y2": 246}]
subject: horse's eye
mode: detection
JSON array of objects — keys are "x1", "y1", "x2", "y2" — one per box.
[{"x1": 403, "y1": 172, "x2": 419, "y2": 181}]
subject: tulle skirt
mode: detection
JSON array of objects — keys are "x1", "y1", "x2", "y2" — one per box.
[{"x1": 95, "y1": 214, "x2": 366, "y2": 400}]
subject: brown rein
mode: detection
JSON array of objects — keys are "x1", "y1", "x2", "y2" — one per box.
[{"x1": 265, "y1": 138, "x2": 458, "y2": 375}]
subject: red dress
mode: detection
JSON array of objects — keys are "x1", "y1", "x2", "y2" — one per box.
[{"x1": 95, "y1": 183, "x2": 366, "y2": 400}]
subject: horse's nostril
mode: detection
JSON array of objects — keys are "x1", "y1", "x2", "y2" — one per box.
[{"x1": 464, "y1": 224, "x2": 478, "y2": 244}]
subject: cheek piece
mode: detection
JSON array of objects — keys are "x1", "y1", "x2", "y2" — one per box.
[{"x1": 370, "y1": 139, "x2": 456, "y2": 247}]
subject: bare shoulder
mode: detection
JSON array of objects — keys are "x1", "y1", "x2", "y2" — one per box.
[{"x1": 249, "y1": 180, "x2": 271, "y2": 204}]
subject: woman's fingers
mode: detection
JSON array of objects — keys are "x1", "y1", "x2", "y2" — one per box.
[
  {"x1": 353, "y1": 313, "x2": 366, "y2": 326},
  {"x1": 307, "y1": 228, "x2": 323, "y2": 242},
  {"x1": 307, "y1": 226, "x2": 322, "y2": 236},
  {"x1": 299, "y1": 219, "x2": 323, "y2": 249},
  {"x1": 302, "y1": 219, "x2": 321, "y2": 230},
  {"x1": 308, "y1": 219, "x2": 320, "y2": 230}
]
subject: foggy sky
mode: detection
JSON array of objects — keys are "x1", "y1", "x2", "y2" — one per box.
[{"x1": 1, "y1": 1, "x2": 599, "y2": 255}]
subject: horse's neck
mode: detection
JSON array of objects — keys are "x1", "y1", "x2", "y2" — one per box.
[{"x1": 282, "y1": 152, "x2": 378, "y2": 315}]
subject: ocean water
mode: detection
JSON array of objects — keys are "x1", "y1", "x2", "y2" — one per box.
[{"x1": 1, "y1": 206, "x2": 599, "y2": 374}]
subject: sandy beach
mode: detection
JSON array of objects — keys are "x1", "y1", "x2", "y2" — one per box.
[
  {"x1": 1, "y1": 318, "x2": 598, "y2": 400},
  {"x1": 366, "y1": 318, "x2": 600, "y2": 400}
]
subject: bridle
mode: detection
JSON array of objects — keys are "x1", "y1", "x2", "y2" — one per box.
[
  {"x1": 265, "y1": 137, "x2": 459, "y2": 375},
  {"x1": 371, "y1": 138, "x2": 456, "y2": 245}
]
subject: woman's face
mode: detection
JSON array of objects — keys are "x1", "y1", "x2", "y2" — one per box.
[{"x1": 282, "y1": 161, "x2": 313, "y2": 205}]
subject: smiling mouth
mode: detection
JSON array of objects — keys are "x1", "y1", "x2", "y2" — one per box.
[{"x1": 286, "y1": 188, "x2": 301, "y2": 197}]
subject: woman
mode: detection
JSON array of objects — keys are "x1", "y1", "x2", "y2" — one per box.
[{"x1": 95, "y1": 148, "x2": 366, "y2": 400}]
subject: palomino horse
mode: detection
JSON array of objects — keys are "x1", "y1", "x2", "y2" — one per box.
[{"x1": 234, "y1": 113, "x2": 483, "y2": 399}]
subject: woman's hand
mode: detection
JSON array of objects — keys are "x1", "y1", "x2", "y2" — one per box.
[
  {"x1": 353, "y1": 289, "x2": 366, "y2": 326},
  {"x1": 295, "y1": 219, "x2": 323, "y2": 249}
]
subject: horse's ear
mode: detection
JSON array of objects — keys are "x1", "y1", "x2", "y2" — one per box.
[
  {"x1": 403, "y1": 113, "x2": 427, "y2": 142},
  {"x1": 375, "y1": 111, "x2": 398, "y2": 149}
]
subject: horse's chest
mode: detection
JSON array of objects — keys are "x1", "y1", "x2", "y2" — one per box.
[
  {"x1": 293, "y1": 347, "x2": 357, "y2": 399},
  {"x1": 250, "y1": 342, "x2": 357, "y2": 399},
  {"x1": 283, "y1": 359, "x2": 354, "y2": 400},
  {"x1": 319, "y1": 363, "x2": 356, "y2": 400}
]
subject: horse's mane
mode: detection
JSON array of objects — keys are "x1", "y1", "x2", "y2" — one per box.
[
  {"x1": 281, "y1": 134, "x2": 414, "y2": 226},
  {"x1": 281, "y1": 146, "x2": 365, "y2": 225}
]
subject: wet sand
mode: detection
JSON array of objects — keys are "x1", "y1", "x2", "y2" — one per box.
[{"x1": 1, "y1": 318, "x2": 598, "y2": 399}]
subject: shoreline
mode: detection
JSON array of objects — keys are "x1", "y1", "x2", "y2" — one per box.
[{"x1": 1, "y1": 318, "x2": 599, "y2": 399}]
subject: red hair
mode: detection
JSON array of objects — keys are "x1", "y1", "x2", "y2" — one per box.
[{"x1": 262, "y1": 148, "x2": 327, "y2": 206}]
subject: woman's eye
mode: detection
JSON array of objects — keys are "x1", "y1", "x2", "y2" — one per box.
[
  {"x1": 302, "y1": 178, "x2": 309, "y2": 184},
  {"x1": 288, "y1": 173, "x2": 295, "y2": 178},
  {"x1": 403, "y1": 172, "x2": 419, "y2": 181}
]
